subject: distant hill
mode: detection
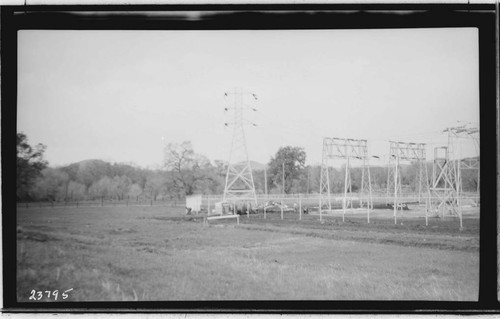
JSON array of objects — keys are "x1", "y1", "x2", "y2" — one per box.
[{"x1": 74, "y1": 159, "x2": 109, "y2": 166}]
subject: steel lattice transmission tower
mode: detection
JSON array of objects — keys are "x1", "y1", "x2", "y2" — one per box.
[
  {"x1": 223, "y1": 88, "x2": 258, "y2": 206},
  {"x1": 386, "y1": 141, "x2": 430, "y2": 225},
  {"x1": 319, "y1": 138, "x2": 373, "y2": 222}
]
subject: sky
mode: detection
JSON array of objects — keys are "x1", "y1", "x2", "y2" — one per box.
[{"x1": 17, "y1": 28, "x2": 479, "y2": 168}]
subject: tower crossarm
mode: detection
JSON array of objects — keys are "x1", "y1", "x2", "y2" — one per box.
[
  {"x1": 459, "y1": 158, "x2": 479, "y2": 170},
  {"x1": 322, "y1": 137, "x2": 370, "y2": 160},
  {"x1": 389, "y1": 141, "x2": 426, "y2": 162},
  {"x1": 443, "y1": 126, "x2": 479, "y2": 139}
]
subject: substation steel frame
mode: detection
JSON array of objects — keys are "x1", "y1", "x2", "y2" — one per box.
[
  {"x1": 319, "y1": 137, "x2": 373, "y2": 223},
  {"x1": 444, "y1": 126, "x2": 480, "y2": 197},
  {"x1": 430, "y1": 146, "x2": 462, "y2": 229},
  {"x1": 223, "y1": 88, "x2": 258, "y2": 210},
  {"x1": 386, "y1": 141, "x2": 430, "y2": 225},
  {"x1": 431, "y1": 126, "x2": 479, "y2": 230}
]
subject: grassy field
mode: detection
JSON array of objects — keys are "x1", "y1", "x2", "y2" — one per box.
[{"x1": 17, "y1": 205, "x2": 479, "y2": 301}]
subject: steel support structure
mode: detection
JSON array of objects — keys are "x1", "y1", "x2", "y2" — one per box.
[
  {"x1": 386, "y1": 141, "x2": 430, "y2": 225},
  {"x1": 443, "y1": 125, "x2": 480, "y2": 195},
  {"x1": 430, "y1": 146, "x2": 461, "y2": 228},
  {"x1": 431, "y1": 125, "x2": 479, "y2": 230},
  {"x1": 223, "y1": 88, "x2": 258, "y2": 209},
  {"x1": 319, "y1": 138, "x2": 373, "y2": 223}
]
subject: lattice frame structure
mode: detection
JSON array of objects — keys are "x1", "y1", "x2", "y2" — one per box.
[
  {"x1": 430, "y1": 146, "x2": 461, "y2": 226},
  {"x1": 223, "y1": 88, "x2": 257, "y2": 207},
  {"x1": 444, "y1": 125, "x2": 480, "y2": 195},
  {"x1": 430, "y1": 125, "x2": 479, "y2": 229},
  {"x1": 386, "y1": 141, "x2": 430, "y2": 224},
  {"x1": 319, "y1": 138, "x2": 373, "y2": 222}
]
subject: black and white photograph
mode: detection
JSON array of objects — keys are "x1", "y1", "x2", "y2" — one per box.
[{"x1": 3, "y1": 4, "x2": 498, "y2": 312}]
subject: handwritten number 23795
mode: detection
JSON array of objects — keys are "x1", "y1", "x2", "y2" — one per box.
[{"x1": 29, "y1": 288, "x2": 73, "y2": 301}]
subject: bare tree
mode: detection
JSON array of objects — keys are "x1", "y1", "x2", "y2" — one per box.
[
  {"x1": 127, "y1": 183, "x2": 143, "y2": 201},
  {"x1": 112, "y1": 175, "x2": 132, "y2": 200},
  {"x1": 88, "y1": 176, "x2": 113, "y2": 200},
  {"x1": 144, "y1": 172, "x2": 169, "y2": 201},
  {"x1": 163, "y1": 141, "x2": 216, "y2": 196},
  {"x1": 17, "y1": 132, "x2": 48, "y2": 200},
  {"x1": 32, "y1": 168, "x2": 69, "y2": 201},
  {"x1": 67, "y1": 180, "x2": 86, "y2": 201}
]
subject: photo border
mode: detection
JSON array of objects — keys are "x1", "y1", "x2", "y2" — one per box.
[{"x1": 1, "y1": 3, "x2": 498, "y2": 313}]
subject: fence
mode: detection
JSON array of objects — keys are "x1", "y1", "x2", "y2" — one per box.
[
  {"x1": 17, "y1": 198, "x2": 185, "y2": 209},
  {"x1": 18, "y1": 192, "x2": 480, "y2": 211},
  {"x1": 201, "y1": 192, "x2": 480, "y2": 212}
]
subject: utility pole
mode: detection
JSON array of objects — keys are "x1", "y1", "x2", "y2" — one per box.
[
  {"x1": 281, "y1": 161, "x2": 285, "y2": 220},
  {"x1": 223, "y1": 88, "x2": 258, "y2": 207},
  {"x1": 264, "y1": 167, "x2": 268, "y2": 196},
  {"x1": 306, "y1": 166, "x2": 310, "y2": 194},
  {"x1": 282, "y1": 162, "x2": 285, "y2": 194}
]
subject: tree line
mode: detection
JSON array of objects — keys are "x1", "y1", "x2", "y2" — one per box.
[{"x1": 16, "y1": 133, "x2": 478, "y2": 202}]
